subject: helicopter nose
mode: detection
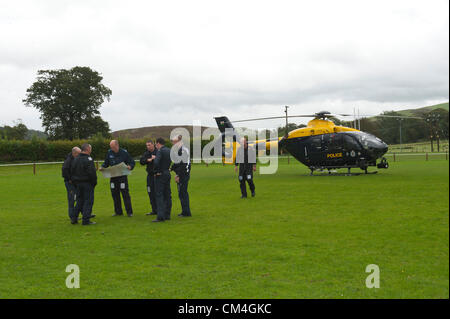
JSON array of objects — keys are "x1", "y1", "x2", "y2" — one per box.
[{"x1": 374, "y1": 141, "x2": 389, "y2": 156}]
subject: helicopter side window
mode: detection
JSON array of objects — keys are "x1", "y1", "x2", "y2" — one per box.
[
  {"x1": 321, "y1": 134, "x2": 330, "y2": 151},
  {"x1": 328, "y1": 134, "x2": 343, "y2": 152},
  {"x1": 311, "y1": 137, "x2": 321, "y2": 150},
  {"x1": 343, "y1": 135, "x2": 360, "y2": 151}
]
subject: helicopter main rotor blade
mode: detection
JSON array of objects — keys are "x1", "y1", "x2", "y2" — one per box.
[
  {"x1": 232, "y1": 116, "x2": 287, "y2": 123},
  {"x1": 233, "y1": 113, "x2": 424, "y2": 123},
  {"x1": 365, "y1": 114, "x2": 424, "y2": 120},
  {"x1": 333, "y1": 113, "x2": 424, "y2": 120},
  {"x1": 233, "y1": 114, "x2": 318, "y2": 123}
]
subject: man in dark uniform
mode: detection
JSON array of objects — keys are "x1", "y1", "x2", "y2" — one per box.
[
  {"x1": 71, "y1": 143, "x2": 97, "y2": 225},
  {"x1": 235, "y1": 137, "x2": 256, "y2": 198},
  {"x1": 170, "y1": 135, "x2": 192, "y2": 217},
  {"x1": 152, "y1": 137, "x2": 172, "y2": 222},
  {"x1": 140, "y1": 140, "x2": 157, "y2": 216},
  {"x1": 99, "y1": 140, "x2": 135, "y2": 217},
  {"x1": 62, "y1": 146, "x2": 81, "y2": 220}
]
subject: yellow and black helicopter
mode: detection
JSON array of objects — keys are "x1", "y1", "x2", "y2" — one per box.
[{"x1": 214, "y1": 111, "x2": 394, "y2": 175}]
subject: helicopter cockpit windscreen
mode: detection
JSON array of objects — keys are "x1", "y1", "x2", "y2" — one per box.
[{"x1": 347, "y1": 131, "x2": 388, "y2": 151}]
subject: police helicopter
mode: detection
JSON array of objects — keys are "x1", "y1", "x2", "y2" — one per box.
[{"x1": 214, "y1": 110, "x2": 417, "y2": 175}]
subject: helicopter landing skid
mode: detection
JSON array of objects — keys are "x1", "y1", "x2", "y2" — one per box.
[{"x1": 309, "y1": 167, "x2": 378, "y2": 176}]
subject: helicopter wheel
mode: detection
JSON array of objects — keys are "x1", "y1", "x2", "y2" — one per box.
[{"x1": 358, "y1": 159, "x2": 368, "y2": 173}]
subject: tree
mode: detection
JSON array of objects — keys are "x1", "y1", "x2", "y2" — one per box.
[
  {"x1": 23, "y1": 66, "x2": 112, "y2": 140},
  {"x1": 0, "y1": 119, "x2": 28, "y2": 140},
  {"x1": 277, "y1": 123, "x2": 305, "y2": 136},
  {"x1": 79, "y1": 115, "x2": 111, "y2": 139},
  {"x1": 426, "y1": 109, "x2": 449, "y2": 140}
]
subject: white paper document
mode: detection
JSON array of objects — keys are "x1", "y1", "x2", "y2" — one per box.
[{"x1": 100, "y1": 162, "x2": 131, "y2": 178}]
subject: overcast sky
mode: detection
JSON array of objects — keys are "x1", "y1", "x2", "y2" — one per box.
[{"x1": 0, "y1": 0, "x2": 448, "y2": 131}]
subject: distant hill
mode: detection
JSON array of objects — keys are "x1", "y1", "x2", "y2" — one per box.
[
  {"x1": 359, "y1": 102, "x2": 449, "y2": 123},
  {"x1": 112, "y1": 125, "x2": 214, "y2": 140},
  {"x1": 396, "y1": 102, "x2": 449, "y2": 117},
  {"x1": 25, "y1": 129, "x2": 47, "y2": 140}
]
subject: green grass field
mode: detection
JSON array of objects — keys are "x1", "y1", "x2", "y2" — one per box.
[{"x1": 0, "y1": 159, "x2": 448, "y2": 298}]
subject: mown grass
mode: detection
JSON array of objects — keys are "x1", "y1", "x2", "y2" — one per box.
[{"x1": 0, "y1": 158, "x2": 448, "y2": 298}]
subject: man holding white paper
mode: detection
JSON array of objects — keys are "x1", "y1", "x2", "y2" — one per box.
[{"x1": 99, "y1": 140, "x2": 136, "y2": 217}]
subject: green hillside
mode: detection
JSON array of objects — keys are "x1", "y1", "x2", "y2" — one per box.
[
  {"x1": 397, "y1": 102, "x2": 449, "y2": 117},
  {"x1": 112, "y1": 125, "x2": 213, "y2": 140}
]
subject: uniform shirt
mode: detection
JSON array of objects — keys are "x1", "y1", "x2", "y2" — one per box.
[
  {"x1": 235, "y1": 145, "x2": 256, "y2": 171},
  {"x1": 71, "y1": 153, "x2": 97, "y2": 186},
  {"x1": 171, "y1": 145, "x2": 191, "y2": 178},
  {"x1": 101, "y1": 148, "x2": 136, "y2": 173},
  {"x1": 62, "y1": 152, "x2": 75, "y2": 182},
  {"x1": 153, "y1": 146, "x2": 172, "y2": 174},
  {"x1": 140, "y1": 149, "x2": 157, "y2": 174}
]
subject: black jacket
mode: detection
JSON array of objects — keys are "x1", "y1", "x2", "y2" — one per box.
[
  {"x1": 102, "y1": 148, "x2": 135, "y2": 171},
  {"x1": 71, "y1": 153, "x2": 98, "y2": 186},
  {"x1": 140, "y1": 149, "x2": 157, "y2": 174},
  {"x1": 62, "y1": 152, "x2": 75, "y2": 182},
  {"x1": 153, "y1": 146, "x2": 172, "y2": 174},
  {"x1": 235, "y1": 145, "x2": 256, "y2": 172},
  {"x1": 170, "y1": 145, "x2": 191, "y2": 178}
]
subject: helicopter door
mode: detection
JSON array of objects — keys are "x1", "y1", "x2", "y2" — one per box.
[
  {"x1": 343, "y1": 134, "x2": 360, "y2": 165},
  {"x1": 326, "y1": 134, "x2": 345, "y2": 166},
  {"x1": 308, "y1": 135, "x2": 326, "y2": 166}
]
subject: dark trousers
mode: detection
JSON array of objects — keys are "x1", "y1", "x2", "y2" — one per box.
[
  {"x1": 110, "y1": 176, "x2": 133, "y2": 215},
  {"x1": 147, "y1": 174, "x2": 157, "y2": 213},
  {"x1": 155, "y1": 172, "x2": 172, "y2": 220},
  {"x1": 74, "y1": 182, "x2": 95, "y2": 224},
  {"x1": 239, "y1": 172, "x2": 255, "y2": 197},
  {"x1": 64, "y1": 181, "x2": 79, "y2": 219},
  {"x1": 177, "y1": 174, "x2": 191, "y2": 216}
]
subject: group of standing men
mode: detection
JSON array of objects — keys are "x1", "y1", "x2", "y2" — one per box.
[
  {"x1": 62, "y1": 136, "x2": 192, "y2": 225},
  {"x1": 138, "y1": 136, "x2": 192, "y2": 222}
]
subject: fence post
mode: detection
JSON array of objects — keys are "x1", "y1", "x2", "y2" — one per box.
[
  {"x1": 33, "y1": 163, "x2": 36, "y2": 175},
  {"x1": 426, "y1": 152, "x2": 428, "y2": 161},
  {"x1": 393, "y1": 153, "x2": 396, "y2": 162},
  {"x1": 96, "y1": 161, "x2": 99, "y2": 170}
]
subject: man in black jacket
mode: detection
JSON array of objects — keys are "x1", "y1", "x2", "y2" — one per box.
[
  {"x1": 62, "y1": 146, "x2": 81, "y2": 220},
  {"x1": 235, "y1": 137, "x2": 256, "y2": 198},
  {"x1": 99, "y1": 140, "x2": 136, "y2": 217},
  {"x1": 171, "y1": 135, "x2": 192, "y2": 217},
  {"x1": 71, "y1": 144, "x2": 97, "y2": 225},
  {"x1": 152, "y1": 137, "x2": 172, "y2": 222},
  {"x1": 140, "y1": 140, "x2": 157, "y2": 216}
]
